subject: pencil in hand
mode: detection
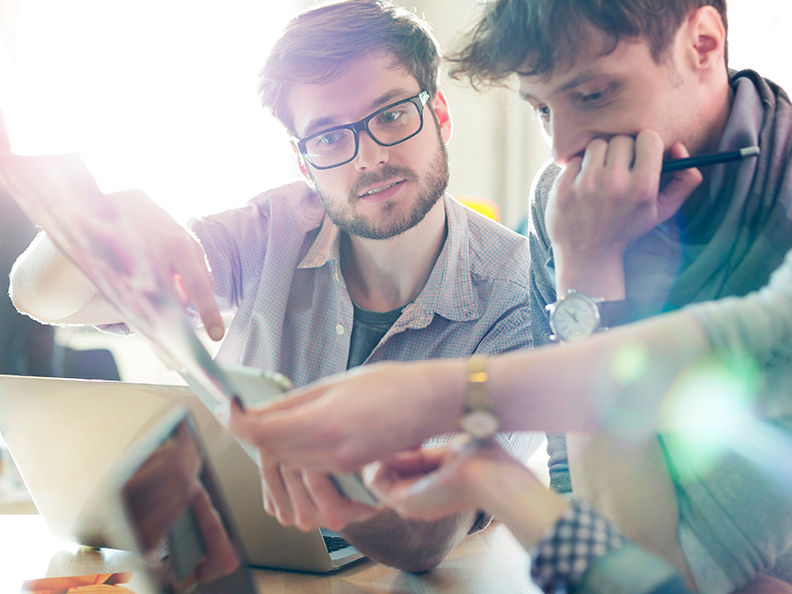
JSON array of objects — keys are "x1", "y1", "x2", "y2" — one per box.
[{"x1": 661, "y1": 146, "x2": 760, "y2": 173}]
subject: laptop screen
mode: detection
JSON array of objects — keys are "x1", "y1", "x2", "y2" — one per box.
[{"x1": 120, "y1": 411, "x2": 256, "y2": 594}]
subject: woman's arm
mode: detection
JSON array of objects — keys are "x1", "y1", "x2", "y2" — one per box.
[
  {"x1": 229, "y1": 309, "x2": 709, "y2": 472},
  {"x1": 368, "y1": 439, "x2": 690, "y2": 594}
]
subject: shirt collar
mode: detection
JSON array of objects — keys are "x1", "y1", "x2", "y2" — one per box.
[{"x1": 297, "y1": 211, "x2": 341, "y2": 270}]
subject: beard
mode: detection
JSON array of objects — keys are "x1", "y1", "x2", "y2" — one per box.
[{"x1": 312, "y1": 133, "x2": 450, "y2": 241}]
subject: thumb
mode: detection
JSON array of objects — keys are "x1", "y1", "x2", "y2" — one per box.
[{"x1": 657, "y1": 142, "x2": 703, "y2": 222}]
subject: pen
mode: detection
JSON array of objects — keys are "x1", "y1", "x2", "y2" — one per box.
[{"x1": 661, "y1": 146, "x2": 760, "y2": 173}]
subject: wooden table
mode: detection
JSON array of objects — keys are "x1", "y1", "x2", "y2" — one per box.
[{"x1": 0, "y1": 514, "x2": 539, "y2": 593}]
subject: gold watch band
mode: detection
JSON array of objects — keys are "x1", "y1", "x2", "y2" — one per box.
[
  {"x1": 459, "y1": 355, "x2": 499, "y2": 441},
  {"x1": 467, "y1": 355, "x2": 491, "y2": 412}
]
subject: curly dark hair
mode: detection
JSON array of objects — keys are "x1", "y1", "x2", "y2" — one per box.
[{"x1": 447, "y1": 0, "x2": 727, "y2": 88}]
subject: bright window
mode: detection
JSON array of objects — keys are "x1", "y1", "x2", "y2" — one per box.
[
  {"x1": 3, "y1": 1, "x2": 298, "y2": 223},
  {"x1": 727, "y1": 0, "x2": 792, "y2": 90}
]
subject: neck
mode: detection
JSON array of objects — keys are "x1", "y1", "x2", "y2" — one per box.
[
  {"x1": 341, "y1": 197, "x2": 447, "y2": 312},
  {"x1": 684, "y1": 72, "x2": 735, "y2": 208},
  {"x1": 694, "y1": 67, "x2": 734, "y2": 156}
]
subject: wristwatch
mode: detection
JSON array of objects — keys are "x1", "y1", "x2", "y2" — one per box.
[
  {"x1": 546, "y1": 290, "x2": 629, "y2": 343},
  {"x1": 458, "y1": 355, "x2": 499, "y2": 441}
]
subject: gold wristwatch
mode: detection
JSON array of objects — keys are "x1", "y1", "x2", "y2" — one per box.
[{"x1": 458, "y1": 355, "x2": 499, "y2": 441}]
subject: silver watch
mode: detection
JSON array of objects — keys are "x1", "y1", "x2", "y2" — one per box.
[{"x1": 546, "y1": 290, "x2": 629, "y2": 343}]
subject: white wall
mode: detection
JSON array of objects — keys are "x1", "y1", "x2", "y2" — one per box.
[
  {"x1": 728, "y1": 0, "x2": 792, "y2": 88},
  {"x1": 410, "y1": 0, "x2": 551, "y2": 229}
]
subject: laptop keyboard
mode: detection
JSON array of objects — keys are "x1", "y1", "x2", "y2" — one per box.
[{"x1": 323, "y1": 535, "x2": 351, "y2": 553}]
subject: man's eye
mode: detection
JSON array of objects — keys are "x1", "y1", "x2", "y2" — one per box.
[
  {"x1": 378, "y1": 108, "x2": 407, "y2": 125},
  {"x1": 534, "y1": 105, "x2": 550, "y2": 120},
  {"x1": 581, "y1": 91, "x2": 605, "y2": 103},
  {"x1": 579, "y1": 86, "x2": 614, "y2": 106},
  {"x1": 317, "y1": 132, "x2": 342, "y2": 146}
]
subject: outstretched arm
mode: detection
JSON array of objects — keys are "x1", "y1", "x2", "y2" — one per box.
[
  {"x1": 368, "y1": 438, "x2": 691, "y2": 593},
  {"x1": 10, "y1": 189, "x2": 225, "y2": 339},
  {"x1": 10, "y1": 230, "x2": 120, "y2": 325},
  {"x1": 229, "y1": 310, "x2": 708, "y2": 472}
]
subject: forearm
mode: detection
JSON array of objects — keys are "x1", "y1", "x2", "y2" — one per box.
[
  {"x1": 686, "y1": 253, "x2": 792, "y2": 366},
  {"x1": 565, "y1": 433, "x2": 696, "y2": 588},
  {"x1": 553, "y1": 247, "x2": 626, "y2": 300},
  {"x1": 9, "y1": 232, "x2": 121, "y2": 325},
  {"x1": 476, "y1": 469, "x2": 569, "y2": 552},
  {"x1": 484, "y1": 311, "x2": 709, "y2": 434},
  {"x1": 416, "y1": 313, "x2": 708, "y2": 440},
  {"x1": 341, "y1": 508, "x2": 477, "y2": 572}
]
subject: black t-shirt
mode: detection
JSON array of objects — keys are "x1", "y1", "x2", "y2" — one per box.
[{"x1": 345, "y1": 302, "x2": 405, "y2": 369}]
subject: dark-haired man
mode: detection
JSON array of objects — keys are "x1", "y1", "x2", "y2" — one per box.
[
  {"x1": 10, "y1": 0, "x2": 542, "y2": 572},
  {"x1": 448, "y1": 0, "x2": 792, "y2": 591}
]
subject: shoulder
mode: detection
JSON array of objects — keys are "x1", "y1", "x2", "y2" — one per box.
[
  {"x1": 193, "y1": 180, "x2": 324, "y2": 234},
  {"x1": 448, "y1": 197, "x2": 531, "y2": 286},
  {"x1": 530, "y1": 159, "x2": 561, "y2": 212},
  {"x1": 248, "y1": 180, "x2": 325, "y2": 226}
]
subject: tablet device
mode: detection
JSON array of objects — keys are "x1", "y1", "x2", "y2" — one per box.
[{"x1": 103, "y1": 407, "x2": 257, "y2": 593}]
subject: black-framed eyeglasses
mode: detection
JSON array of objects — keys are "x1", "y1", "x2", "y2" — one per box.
[{"x1": 293, "y1": 90, "x2": 431, "y2": 170}]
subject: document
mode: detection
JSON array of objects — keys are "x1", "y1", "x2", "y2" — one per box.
[{"x1": 0, "y1": 153, "x2": 238, "y2": 411}]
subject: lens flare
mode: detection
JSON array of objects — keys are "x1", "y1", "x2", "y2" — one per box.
[{"x1": 660, "y1": 356, "x2": 760, "y2": 480}]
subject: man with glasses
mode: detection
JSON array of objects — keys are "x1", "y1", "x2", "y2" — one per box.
[{"x1": 10, "y1": 0, "x2": 541, "y2": 572}]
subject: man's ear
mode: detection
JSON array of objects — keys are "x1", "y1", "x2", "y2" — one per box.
[
  {"x1": 291, "y1": 142, "x2": 314, "y2": 186},
  {"x1": 431, "y1": 89, "x2": 453, "y2": 144},
  {"x1": 684, "y1": 5, "x2": 727, "y2": 73}
]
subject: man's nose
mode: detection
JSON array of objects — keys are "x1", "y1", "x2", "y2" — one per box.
[
  {"x1": 549, "y1": 115, "x2": 591, "y2": 166},
  {"x1": 354, "y1": 131, "x2": 389, "y2": 171}
]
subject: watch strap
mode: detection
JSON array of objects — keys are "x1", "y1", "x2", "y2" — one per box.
[
  {"x1": 597, "y1": 299, "x2": 630, "y2": 329},
  {"x1": 459, "y1": 356, "x2": 499, "y2": 441},
  {"x1": 466, "y1": 355, "x2": 491, "y2": 412}
]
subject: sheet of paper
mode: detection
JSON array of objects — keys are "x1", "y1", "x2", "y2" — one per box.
[{"x1": 0, "y1": 153, "x2": 236, "y2": 412}]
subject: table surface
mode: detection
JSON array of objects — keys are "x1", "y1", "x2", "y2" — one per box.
[{"x1": 0, "y1": 513, "x2": 539, "y2": 593}]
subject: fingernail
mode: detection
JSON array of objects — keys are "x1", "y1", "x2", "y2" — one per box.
[{"x1": 209, "y1": 325, "x2": 224, "y2": 341}]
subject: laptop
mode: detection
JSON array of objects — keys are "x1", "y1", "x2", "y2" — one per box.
[{"x1": 0, "y1": 372, "x2": 365, "y2": 573}]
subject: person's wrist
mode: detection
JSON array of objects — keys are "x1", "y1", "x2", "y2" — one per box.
[
  {"x1": 554, "y1": 248, "x2": 626, "y2": 300},
  {"x1": 421, "y1": 359, "x2": 469, "y2": 435},
  {"x1": 477, "y1": 465, "x2": 569, "y2": 550},
  {"x1": 458, "y1": 356, "x2": 499, "y2": 441}
]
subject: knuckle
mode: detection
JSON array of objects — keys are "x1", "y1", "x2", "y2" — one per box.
[
  {"x1": 323, "y1": 512, "x2": 344, "y2": 532},
  {"x1": 336, "y1": 448, "x2": 360, "y2": 473},
  {"x1": 632, "y1": 180, "x2": 656, "y2": 204},
  {"x1": 588, "y1": 138, "x2": 608, "y2": 152},
  {"x1": 275, "y1": 509, "x2": 294, "y2": 527}
]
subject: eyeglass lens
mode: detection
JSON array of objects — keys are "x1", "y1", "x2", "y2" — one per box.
[{"x1": 303, "y1": 99, "x2": 422, "y2": 168}]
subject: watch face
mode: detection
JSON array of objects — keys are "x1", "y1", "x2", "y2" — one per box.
[
  {"x1": 550, "y1": 294, "x2": 599, "y2": 342},
  {"x1": 461, "y1": 410, "x2": 499, "y2": 441}
]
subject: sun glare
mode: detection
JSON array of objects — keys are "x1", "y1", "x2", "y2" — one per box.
[{"x1": 4, "y1": 0, "x2": 299, "y2": 223}]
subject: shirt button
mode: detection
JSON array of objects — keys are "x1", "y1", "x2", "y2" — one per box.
[{"x1": 336, "y1": 324, "x2": 345, "y2": 335}]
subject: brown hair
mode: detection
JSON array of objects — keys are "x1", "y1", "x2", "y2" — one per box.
[
  {"x1": 447, "y1": 0, "x2": 727, "y2": 88},
  {"x1": 259, "y1": 0, "x2": 441, "y2": 135}
]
